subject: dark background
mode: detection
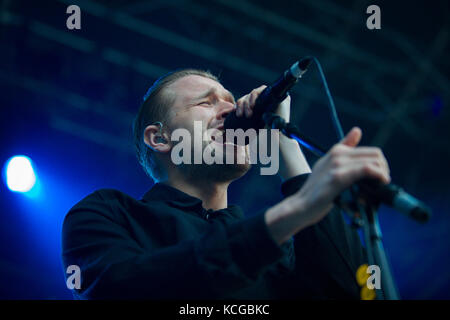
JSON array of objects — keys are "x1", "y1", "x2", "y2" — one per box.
[{"x1": 0, "y1": 0, "x2": 448, "y2": 299}]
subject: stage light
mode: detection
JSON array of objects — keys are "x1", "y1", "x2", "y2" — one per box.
[{"x1": 4, "y1": 155, "x2": 37, "y2": 193}]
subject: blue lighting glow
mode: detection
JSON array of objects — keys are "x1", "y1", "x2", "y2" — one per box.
[
  {"x1": 431, "y1": 95, "x2": 443, "y2": 117},
  {"x1": 4, "y1": 155, "x2": 37, "y2": 193}
]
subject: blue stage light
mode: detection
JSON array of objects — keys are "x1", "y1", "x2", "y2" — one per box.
[{"x1": 4, "y1": 155, "x2": 37, "y2": 193}]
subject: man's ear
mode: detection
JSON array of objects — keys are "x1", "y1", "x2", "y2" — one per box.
[{"x1": 143, "y1": 124, "x2": 171, "y2": 153}]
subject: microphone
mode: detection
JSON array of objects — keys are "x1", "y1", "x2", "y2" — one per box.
[
  {"x1": 224, "y1": 58, "x2": 312, "y2": 132},
  {"x1": 356, "y1": 178, "x2": 431, "y2": 223},
  {"x1": 225, "y1": 59, "x2": 431, "y2": 223}
]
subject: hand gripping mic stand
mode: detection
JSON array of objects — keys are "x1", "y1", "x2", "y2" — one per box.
[
  {"x1": 265, "y1": 112, "x2": 399, "y2": 299},
  {"x1": 262, "y1": 57, "x2": 430, "y2": 300}
]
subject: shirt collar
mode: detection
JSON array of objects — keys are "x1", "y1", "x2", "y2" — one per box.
[{"x1": 142, "y1": 182, "x2": 244, "y2": 218}]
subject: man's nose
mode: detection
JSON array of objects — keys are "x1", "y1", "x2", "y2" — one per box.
[{"x1": 216, "y1": 101, "x2": 235, "y2": 120}]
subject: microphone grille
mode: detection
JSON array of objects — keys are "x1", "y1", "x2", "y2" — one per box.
[{"x1": 298, "y1": 57, "x2": 312, "y2": 71}]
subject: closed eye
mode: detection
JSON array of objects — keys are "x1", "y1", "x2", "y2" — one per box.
[{"x1": 198, "y1": 101, "x2": 212, "y2": 107}]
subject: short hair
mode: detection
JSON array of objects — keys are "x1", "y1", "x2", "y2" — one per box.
[{"x1": 133, "y1": 68, "x2": 219, "y2": 181}]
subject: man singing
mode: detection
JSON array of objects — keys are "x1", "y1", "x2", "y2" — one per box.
[{"x1": 62, "y1": 69, "x2": 390, "y2": 299}]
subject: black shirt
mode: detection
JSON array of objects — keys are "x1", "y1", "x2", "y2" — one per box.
[{"x1": 61, "y1": 174, "x2": 367, "y2": 299}]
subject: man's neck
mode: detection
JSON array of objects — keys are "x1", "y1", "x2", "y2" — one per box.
[{"x1": 164, "y1": 174, "x2": 230, "y2": 211}]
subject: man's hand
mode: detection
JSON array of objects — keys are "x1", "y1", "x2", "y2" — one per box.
[
  {"x1": 293, "y1": 127, "x2": 390, "y2": 226},
  {"x1": 265, "y1": 127, "x2": 391, "y2": 245},
  {"x1": 235, "y1": 85, "x2": 290, "y2": 122},
  {"x1": 236, "y1": 85, "x2": 310, "y2": 180}
]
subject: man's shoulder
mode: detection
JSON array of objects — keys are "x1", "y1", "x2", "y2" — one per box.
[
  {"x1": 65, "y1": 188, "x2": 144, "y2": 221},
  {"x1": 75, "y1": 188, "x2": 137, "y2": 205}
]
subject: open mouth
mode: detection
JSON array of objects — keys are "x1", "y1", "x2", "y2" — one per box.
[{"x1": 210, "y1": 129, "x2": 238, "y2": 147}]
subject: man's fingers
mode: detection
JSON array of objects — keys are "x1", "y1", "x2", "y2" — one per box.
[
  {"x1": 237, "y1": 85, "x2": 267, "y2": 118},
  {"x1": 333, "y1": 128, "x2": 391, "y2": 180},
  {"x1": 243, "y1": 98, "x2": 252, "y2": 118},
  {"x1": 340, "y1": 127, "x2": 362, "y2": 148},
  {"x1": 347, "y1": 147, "x2": 382, "y2": 156},
  {"x1": 254, "y1": 85, "x2": 267, "y2": 94},
  {"x1": 236, "y1": 104, "x2": 243, "y2": 117},
  {"x1": 249, "y1": 91, "x2": 258, "y2": 109},
  {"x1": 247, "y1": 86, "x2": 266, "y2": 117},
  {"x1": 333, "y1": 161, "x2": 391, "y2": 188},
  {"x1": 236, "y1": 97, "x2": 249, "y2": 117},
  {"x1": 345, "y1": 147, "x2": 390, "y2": 174},
  {"x1": 236, "y1": 97, "x2": 244, "y2": 117},
  {"x1": 237, "y1": 94, "x2": 253, "y2": 118}
]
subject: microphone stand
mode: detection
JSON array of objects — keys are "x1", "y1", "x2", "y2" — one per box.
[{"x1": 263, "y1": 112, "x2": 400, "y2": 300}]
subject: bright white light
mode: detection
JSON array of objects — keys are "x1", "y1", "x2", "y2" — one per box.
[{"x1": 5, "y1": 156, "x2": 37, "y2": 192}]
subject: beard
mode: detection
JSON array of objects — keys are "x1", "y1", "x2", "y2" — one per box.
[
  {"x1": 177, "y1": 138, "x2": 252, "y2": 183},
  {"x1": 183, "y1": 161, "x2": 251, "y2": 183}
]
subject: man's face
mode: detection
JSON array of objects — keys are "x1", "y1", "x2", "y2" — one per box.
[{"x1": 164, "y1": 75, "x2": 251, "y2": 181}]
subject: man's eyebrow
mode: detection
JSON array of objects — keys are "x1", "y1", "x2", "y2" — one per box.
[
  {"x1": 192, "y1": 88, "x2": 235, "y2": 103},
  {"x1": 193, "y1": 88, "x2": 216, "y2": 101}
]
